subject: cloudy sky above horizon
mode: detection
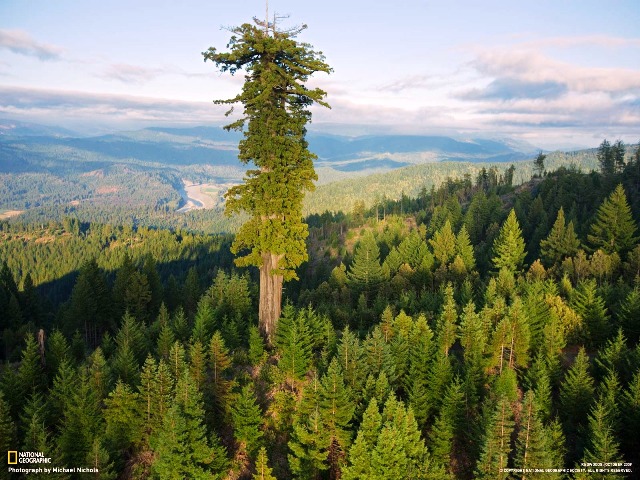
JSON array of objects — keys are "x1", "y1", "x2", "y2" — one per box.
[{"x1": 1, "y1": 0, "x2": 639, "y2": 149}]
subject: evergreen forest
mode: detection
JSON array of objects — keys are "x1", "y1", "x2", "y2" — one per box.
[{"x1": 2, "y1": 140, "x2": 640, "y2": 479}]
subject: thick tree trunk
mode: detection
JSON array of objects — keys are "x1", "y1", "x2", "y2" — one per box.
[{"x1": 259, "y1": 252, "x2": 284, "y2": 345}]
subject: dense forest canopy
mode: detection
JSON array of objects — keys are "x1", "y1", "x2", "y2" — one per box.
[{"x1": 1, "y1": 139, "x2": 640, "y2": 479}]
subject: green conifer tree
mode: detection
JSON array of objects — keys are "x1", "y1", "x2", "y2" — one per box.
[
  {"x1": 347, "y1": 231, "x2": 385, "y2": 302},
  {"x1": 428, "y1": 379, "x2": 464, "y2": 475},
  {"x1": 275, "y1": 305, "x2": 312, "y2": 386},
  {"x1": 0, "y1": 392, "x2": 17, "y2": 480},
  {"x1": 430, "y1": 220, "x2": 457, "y2": 266},
  {"x1": 103, "y1": 380, "x2": 144, "y2": 454},
  {"x1": 588, "y1": 184, "x2": 638, "y2": 256},
  {"x1": 475, "y1": 398, "x2": 515, "y2": 480},
  {"x1": 581, "y1": 400, "x2": 624, "y2": 479},
  {"x1": 204, "y1": 19, "x2": 331, "y2": 342},
  {"x1": 319, "y1": 359, "x2": 355, "y2": 477},
  {"x1": 231, "y1": 384, "x2": 264, "y2": 458},
  {"x1": 152, "y1": 370, "x2": 224, "y2": 479},
  {"x1": 540, "y1": 207, "x2": 580, "y2": 267},
  {"x1": 342, "y1": 398, "x2": 381, "y2": 480},
  {"x1": 514, "y1": 392, "x2": 559, "y2": 479},
  {"x1": 560, "y1": 347, "x2": 595, "y2": 462},
  {"x1": 208, "y1": 332, "x2": 234, "y2": 418},
  {"x1": 492, "y1": 209, "x2": 527, "y2": 272},
  {"x1": 253, "y1": 447, "x2": 277, "y2": 480}
]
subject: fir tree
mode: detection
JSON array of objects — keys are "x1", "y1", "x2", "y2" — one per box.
[
  {"x1": 428, "y1": 379, "x2": 464, "y2": 475},
  {"x1": 231, "y1": 384, "x2": 264, "y2": 458},
  {"x1": 275, "y1": 305, "x2": 312, "y2": 386},
  {"x1": 319, "y1": 358, "x2": 355, "y2": 477},
  {"x1": 514, "y1": 392, "x2": 559, "y2": 479},
  {"x1": 253, "y1": 447, "x2": 277, "y2": 480},
  {"x1": 581, "y1": 400, "x2": 624, "y2": 479},
  {"x1": 103, "y1": 380, "x2": 144, "y2": 455},
  {"x1": 560, "y1": 347, "x2": 595, "y2": 462},
  {"x1": 0, "y1": 391, "x2": 17, "y2": 480},
  {"x1": 572, "y1": 279, "x2": 610, "y2": 346},
  {"x1": 152, "y1": 370, "x2": 223, "y2": 479},
  {"x1": 492, "y1": 209, "x2": 527, "y2": 272},
  {"x1": 248, "y1": 325, "x2": 266, "y2": 366},
  {"x1": 587, "y1": 184, "x2": 638, "y2": 256},
  {"x1": 289, "y1": 375, "x2": 330, "y2": 479},
  {"x1": 430, "y1": 220, "x2": 457, "y2": 266},
  {"x1": 540, "y1": 207, "x2": 580, "y2": 267},
  {"x1": 347, "y1": 231, "x2": 385, "y2": 301},
  {"x1": 208, "y1": 332, "x2": 233, "y2": 418},
  {"x1": 85, "y1": 438, "x2": 117, "y2": 480},
  {"x1": 475, "y1": 398, "x2": 515, "y2": 480},
  {"x1": 342, "y1": 398, "x2": 381, "y2": 480}
]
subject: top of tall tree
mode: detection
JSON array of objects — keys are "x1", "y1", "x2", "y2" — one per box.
[
  {"x1": 202, "y1": 17, "x2": 332, "y2": 341},
  {"x1": 534, "y1": 151, "x2": 546, "y2": 178}
]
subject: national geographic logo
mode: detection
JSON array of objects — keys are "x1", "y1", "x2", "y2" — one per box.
[{"x1": 6, "y1": 451, "x2": 52, "y2": 464}]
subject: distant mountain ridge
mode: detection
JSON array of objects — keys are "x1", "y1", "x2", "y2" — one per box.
[{"x1": 1, "y1": 119, "x2": 538, "y2": 170}]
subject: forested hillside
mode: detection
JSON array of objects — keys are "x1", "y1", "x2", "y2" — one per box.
[
  {"x1": 1, "y1": 142, "x2": 640, "y2": 479},
  {"x1": 0, "y1": 120, "x2": 604, "y2": 232}
]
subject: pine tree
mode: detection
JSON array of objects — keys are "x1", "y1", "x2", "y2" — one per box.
[
  {"x1": 430, "y1": 220, "x2": 457, "y2": 266},
  {"x1": 514, "y1": 392, "x2": 559, "y2": 479},
  {"x1": 289, "y1": 375, "x2": 330, "y2": 478},
  {"x1": 85, "y1": 438, "x2": 117, "y2": 480},
  {"x1": 581, "y1": 400, "x2": 624, "y2": 479},
  {"x1": 492, "y1": 209, "x2": 527, "y2": 272},
  {"x1": 621, "y1": 369, "x2": 640, "y2": 468},
  {"x1": 475, "y1": 398, "x2": 515, "y2": 480},
  {"x1": 231, "y1": 384, "x2": 264, "y2": 458},
  {"x1": 192, "y1": 298, "x2": 216, "y2": 345},
  {"x1": 370, "y1": 396, "x2": 435, "y2": 479},
  {"x1": 208, "y1": 332, "x2": 233, "y2": 418},
  {"x1": 248, "y1": 325, "x2": 266, "y2": 366},
  {"x1": 455, "y1": 224, "x2": 476, "y2": 272},
  {"x1": 57, "y1": 369, "x2": 102, "y2": 468},
  {"x1": 336, "y1": 327, "x2": 364, "y2": 392},
  {"x1": 46, "y1": 329, "x2": 70, "y2": 378},
  {"x1": 103, "y1": 380, "x2": 144, "y2": 454},
  {"x1": 540, "y1": 207, "x2": 580, "y2": 267},
  {"x1": 428, "y1": 379, "x2": 464, "y2": 474},
  {"x1": 275, "y1": 305, "x2": 312, "y2": 386},
  {"x1": 319, "y1": 359, "x2": 355, "y2": 477},
  {"x1": 342, "y1": 398, "x2": 381, "y2": 480},
  {"x1": 17, "y1": 332, "x2": 45, "y2": 399},
  {"x1": 572, "y1": 279, "x2": 610, "y2": 346},
  {"x1": 204, "y1": 19, "x2": 331, "y2": 342},
  {"x1": 588, "y1": 184, "x2": 638, "y2": 256},
  {"x1": 189, "y1": 340, "x2": 207, "y2": 390},
  {"x1": 347, "y1": 231, "x2": 385, "y2": 301},
  {"x1": 560, "y1": 347, "x2": 595, "y2": 462},
  {"x1": 152, "y1": 370, "x2": 224, "y2": 479},
  {"x1": 253, "y1": 447, "x2": 277, "y2": 480},
  {"x1": 0, "y1": 391, "x2": 17, "y2": 480},
  {"x1": 598, "y1": 139, "x2": 615, "y2": 175}
]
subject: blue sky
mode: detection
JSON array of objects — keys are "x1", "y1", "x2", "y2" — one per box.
[{"x1": 1, "y1": 0, "x2": 639, "y2": 148}]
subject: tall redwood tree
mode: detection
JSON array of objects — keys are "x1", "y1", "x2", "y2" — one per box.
[{"x1": 203, "y1": 18, "x2": 331, "y2": 343}]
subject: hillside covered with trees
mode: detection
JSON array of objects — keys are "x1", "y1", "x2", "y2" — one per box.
[{"x1": 1, "y1": 140, "x2": 640, "y2": 479}]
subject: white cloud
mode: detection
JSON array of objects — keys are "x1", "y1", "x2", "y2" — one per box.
[{"x1": 0, "y1": 29, "x2": 63, "y2": 60}]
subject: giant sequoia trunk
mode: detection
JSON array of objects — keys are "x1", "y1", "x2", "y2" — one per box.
[{"x1": 259, "y1": 252, "x2": 284, "y2": 344}]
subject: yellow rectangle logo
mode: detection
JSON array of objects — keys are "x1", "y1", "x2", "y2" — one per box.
[{"x1": 7, "y1": 451, "x2": 17, "y2": 464}]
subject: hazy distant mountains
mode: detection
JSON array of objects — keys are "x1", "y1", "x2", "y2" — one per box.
[
  {"x1": 0, "y1": 120, "x2": 538, "y2": 178},
  {"x1": 1, "y1": 118, "x2": 598, "y2": 231}
]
